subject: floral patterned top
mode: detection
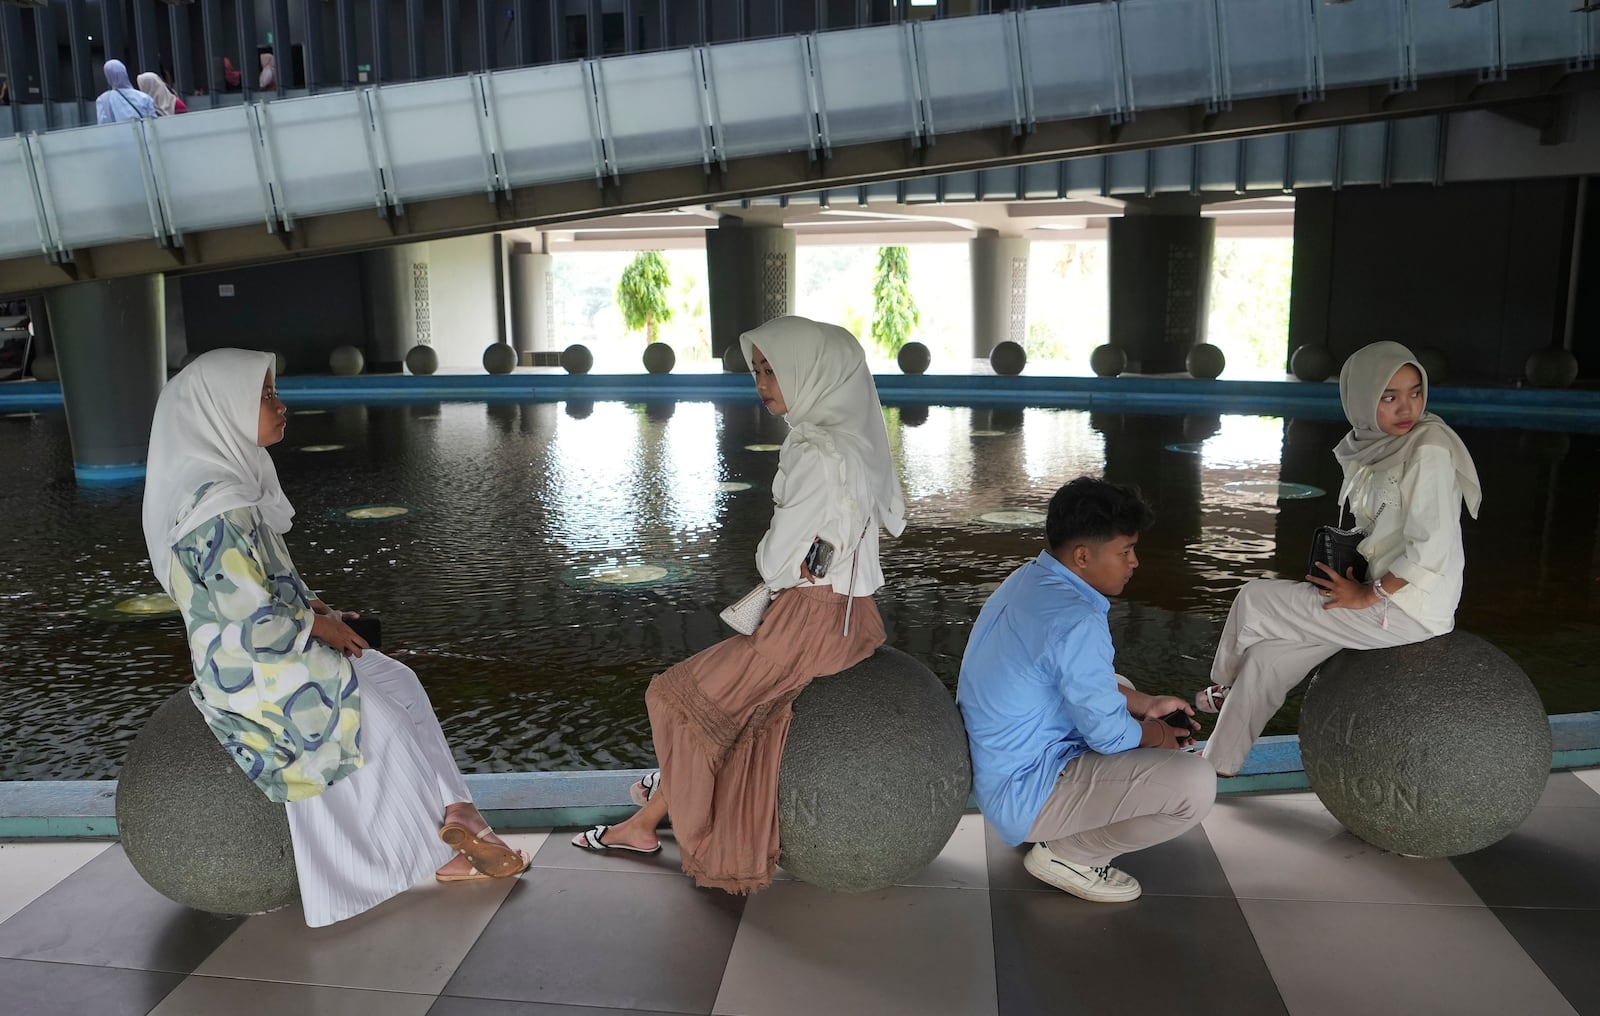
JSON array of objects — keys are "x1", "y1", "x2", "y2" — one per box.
[{"x1": 167, "y1": 490, "x2": 363, "y2": 802}]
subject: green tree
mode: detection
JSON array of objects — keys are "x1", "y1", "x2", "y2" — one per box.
[
  {"x1": 616, "y1": 250, "x2": 674, "y2": 343},
  {"x1": 870, "y1": 246, "x2": 919, "y2": 356}
]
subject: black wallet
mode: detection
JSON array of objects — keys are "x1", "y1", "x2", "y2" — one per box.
[
  {"x1": 345, "y1": 615, "x2": 383, "y2": 650},
  {"x1": 1306, "y1": 526, "x2": 1368, "y2": 584}
]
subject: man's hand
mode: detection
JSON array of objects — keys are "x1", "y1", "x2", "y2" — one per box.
[{"x1": 1137, "y1": 718, "x2": 1190, "y2": 750}]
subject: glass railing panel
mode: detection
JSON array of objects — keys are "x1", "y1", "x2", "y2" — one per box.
[
  {"x1": 1243, "y1": 134, "x2": 1290, "y2": 191},
  {"x1": 1064, "y1": 155, "x2": 1109, "y2": 198},
  {"x1": 148, "y1": 108, "x2": 270, "y2": 233},
  {"x1": 490, "y1": 62, "x2": 601, "y2": 187},
  {"x1": 1338, "y1": 121, "x2": 1388, "y2": 187},
  {"x1": 1119, "y1": 0, "x2": 1219, "y2": 111},
  {"x1": 0, "y1": 138, "x2": 43, "y2": 257},
  {"x1": 33, "y1": 124, "x2": 159, "y2": 248},
  {"x1": 1291, "y1": 127, "x2": 1338, "y2": 188},
  {"x1": 264, "y1": 92, "x2": 384, "y2": 218},
  {"x1": 706, "y1": 37, "x2": 814, "y2": 160},
  {"x1": 1409, "y1": 0, "x2": 1496, "y2": 80},
  {"x1": 917, "y1": 15, "x2": 1019, "y2": 134},
  {"x1": 1317, "y1": 0, "x2": 1406, "y2": 90},
  {"x1": 812, "y1": 24, "x2": 920, "y2": 146},
  {"x1": 1021, "y1": 6, "x2": 1122, "y2": 122},
  {"x1": 1218, "y1": 0, "x2": 1313, "y2": 101},
  {"x1": 1022, "y1": 162, "x2": 1062, "y2": 200},
  {"x1": 1196, "y1": 138, "x2": 1238, "y2": 192},
  {"x1": 374, "y1": 77, "x2": 492, "y2": 202},
  {"x1": 1106, "y1": 151, "x2": 1146, "y2": 194},
  {"x1": 597, "y1": 49, "x2": 711, "y2": 173},
  {"x1": 1502, "y1": 1, "x2": 1591, "y2": 70},
  {"x1": 1390, "y1": 116, "x2": 1441, "y2": 183}
]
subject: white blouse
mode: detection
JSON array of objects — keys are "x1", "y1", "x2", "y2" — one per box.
[
  {"x1": 755, "y1": 441, "x2": 884, "y2": 597},
  {"x1": 1350, "y1": 437, "x2": 1467, "y2": 637}
]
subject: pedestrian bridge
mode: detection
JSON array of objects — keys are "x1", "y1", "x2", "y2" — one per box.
[{"x1": 1, "y1": 0, "x2": 1596, "y2": 293}]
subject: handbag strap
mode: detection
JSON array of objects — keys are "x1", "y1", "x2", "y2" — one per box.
[{"x1": 841, "y1": 514, "x2": 873, "y2": 638}]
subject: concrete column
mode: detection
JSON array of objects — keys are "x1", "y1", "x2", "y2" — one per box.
[
  {"x1": 44, "y1": 275, "x2": 165, "y2": 483},
  {"x1": 509, "y1": 242, "x2": 554, "y2": 365},
  {"x1": 362, "y1": 244, "x2": 423, "y2": 372},
  {"x1": 706, "y1": 218, "x2": 796, "y2": 362},
  {"x1": 969, "y1": 230, "x2": 1030, "y2": 358},
  {"x1": 1108, "y1": 196, "x2": 1215, "y2": 374}
]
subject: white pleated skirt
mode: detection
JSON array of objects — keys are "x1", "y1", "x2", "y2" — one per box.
[{"x1": 284, "y1": 650, "x2": 470, "y2": 928}]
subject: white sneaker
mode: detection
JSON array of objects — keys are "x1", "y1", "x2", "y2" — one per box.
[{"x1": 1023, "y1": 843, "x2": 1142, "y2": 902}]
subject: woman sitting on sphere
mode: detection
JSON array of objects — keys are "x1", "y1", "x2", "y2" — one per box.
[
  {"x1": 142, "y1": 349, "x2": 528, "y2": 928},
  {"x1": 572, "y1": 316, "x2": 908, "y2": 893},
  {"x1": 1195, "y1": 340, "x2": 1481, "y2": 776}
]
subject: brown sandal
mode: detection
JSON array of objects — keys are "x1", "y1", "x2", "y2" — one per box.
[{"x1": 439, "y1": 823, "x2": 531, "y2": 878}]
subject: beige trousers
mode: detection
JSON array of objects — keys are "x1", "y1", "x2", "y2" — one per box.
[
  {"x1": 1025, "y1": 747, "x2": 1216, "y2": 867},
  {"x1": 1201, "y1": 578, "x2": 1435, "y2": 776}
]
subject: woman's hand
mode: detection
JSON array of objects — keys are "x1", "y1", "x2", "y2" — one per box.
[
  {"x1": 799, "y1": 561, "x2": 816, "y2": 584},
  {"x1": 311, "y1": 611, "x2": 368, "y2": 657},
  {"x1": 310, "y1": 598, "x2": 360, "y2": 623},
  {"x1": 1307, "y1": 563, "x2": 1378, "y2": 611}
]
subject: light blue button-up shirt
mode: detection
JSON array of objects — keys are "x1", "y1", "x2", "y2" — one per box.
[{"x1": 956, "y1": 551, "x2": 1143, "y2": 845}]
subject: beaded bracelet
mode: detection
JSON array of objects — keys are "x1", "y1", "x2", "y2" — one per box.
[{"x1": 1372, "y1": 578, "x2": 1391, "y2": 631}]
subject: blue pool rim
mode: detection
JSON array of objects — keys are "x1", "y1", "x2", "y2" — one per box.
[
  {"x1": 73, "y1": 462, "x2": 147, "y2": 483},
  {"x1": 4, "y1": 712, "x2": 1597, "y2": 839},
  {"x1": 5, "y1": 374, "x2": 1599, "y2": 434}
]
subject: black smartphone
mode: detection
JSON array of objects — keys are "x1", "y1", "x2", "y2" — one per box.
[
  {"x1": 345, "y1": 614, "x2": 382, "y2": 650},
  {"x1": 803, "y1": 537, "x2": 836, "y2": 579},
  {"x1": 1163, "y1": 709, "x2": 1195, "y2": 732}
]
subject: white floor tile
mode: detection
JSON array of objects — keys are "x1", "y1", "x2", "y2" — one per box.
[{"x1": 0, "y1": 841, "x2": 112, "y2": 925}]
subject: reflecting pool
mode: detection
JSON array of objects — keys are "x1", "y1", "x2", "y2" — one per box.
[{"x1": 1, "y1": 400, "x2": 1595, "y2": 780}]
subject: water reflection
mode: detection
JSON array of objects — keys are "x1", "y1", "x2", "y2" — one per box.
[{"x1": 0, "y1": 401, "x2": 1594, "y2": 781}]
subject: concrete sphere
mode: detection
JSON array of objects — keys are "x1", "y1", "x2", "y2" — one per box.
[
  {"x1": 30, "y1": 354, "x2": 59, "y2": 382},
  {"x1": 989, "y1": 341, "x2": 1027, "y2": 376},
  {"x1": 1290, "y1": 344, "x2": 1336, "y2": 382},
  {"x1": 1525, "y1": 348, "x2": 1579, "y2": 389},
  {"x1": 405, "y1": 344, "x2": 439, "y2": 376},
  {"x1": 1089, "y1": 344, "x2": 1126, "y2": 378},
  {"x1": 482, "y1": 343, "x2": 517, "y2": 375},
  {"x1": 329, "y1": 345, "x2": 365, "y2": 376},
  {"x1": 642, "y1": 342, "x2": 677, "y2": 375},
  {"x1": 117, "y1": 690, "x2": 299, "y2": 915},
  {"x1": 1300, "y1": 632, "x2": 1550, "y2": 858},
  {"x1": 561, "y1": 343, "x2": 594, "y2": 375},
  {"x1": 778, "y1": 647, "x2": 972, "y2": 892},
  {"x1": 1186, "y1": 343, "x2": 1226, "y2": 380},
  {"x1": 1415, "y1": 347, "x2": 1448, "y2": 386},
  {"x1": 722, "y1": 343, "x2": 749, "y2": 374},
  {"x1": 896, "y1": 341, "x2": 931, "y2": 375},
  {"x1": 271, "y1": 351, "x2": 288, "y2": 377}
]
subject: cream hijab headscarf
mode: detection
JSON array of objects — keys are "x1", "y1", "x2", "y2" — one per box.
[
  {"x1": 142, "y1": 349, "x2": 294, "y2": 596},
  {"x1": 1333, "y1": 340, "x2": 1481, "y2": 519},
  {"x1": 136, "y1": 72, "x2": 177, "y2": 117},
  {"x1": 739, "y1": 316, "x2": 907, "y2": 540}
]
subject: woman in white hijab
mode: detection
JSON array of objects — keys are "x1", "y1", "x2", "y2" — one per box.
[
  {"x1": 136, "y1": 72, "x2": 186, "y2": 116},
  {"x1": 572, "y1": 316, "x2": 907, "y2": 893},
  {"x1": 96, "y1": 60, "x2": 156, "y2": 124},
  {"x1": 143, "y1": 349, "x2": 528, "y2": 927},
  {"x1": 1195, "y1": 340, "x2": 1482, "y2": 776}
]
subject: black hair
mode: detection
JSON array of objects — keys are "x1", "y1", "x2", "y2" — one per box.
[{"x1": 1045, "y1": 476, "x2": 1154, "y2": 551}]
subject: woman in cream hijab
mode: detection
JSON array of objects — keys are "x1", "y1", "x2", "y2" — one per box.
[
  {"x1": 572, "y1": 316, "x2": 907, "y2": 893},
  {"x1": 136, "y1": 72, "x2": 186, "y2": 116},
  {"x1": 143, "y1": 349, "x2": 528, "y2": 927},
  {"x1": 1194, "y1": 340, "x2": 1481, "y2": 776}
]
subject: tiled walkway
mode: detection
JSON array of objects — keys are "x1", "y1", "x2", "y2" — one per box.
[{"x1": 3, "y1": 771, "x2": 1599, "y2": 1016}]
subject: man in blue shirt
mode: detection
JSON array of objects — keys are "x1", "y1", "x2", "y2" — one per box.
[{"x1": 957, "y1": 477, "x2": 1216, "y2": 902}]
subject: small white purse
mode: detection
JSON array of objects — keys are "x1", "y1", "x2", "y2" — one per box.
[{"x1": 719, "y1": 584, "x2": 778, "y2": 636}]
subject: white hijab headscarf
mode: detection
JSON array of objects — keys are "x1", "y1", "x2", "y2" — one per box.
[
  {"x1": 1333, "y1": 340, "x2": 1481, "y2": 519},
  {"x1": 739, "y1": 316, "x2": 906, "y2": 540},
  {"x1": 142, "y1": 348, "x2": 294, "y2": 595},
  {"x1": 136, "y1": 72, "x2": 177, "y2": 117}
]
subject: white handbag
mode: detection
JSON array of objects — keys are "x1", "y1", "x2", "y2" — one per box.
[{"x1": 719, "y1": 584, "x2": 778, "y2": 636}]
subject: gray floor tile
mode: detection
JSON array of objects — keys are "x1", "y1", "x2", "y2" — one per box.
[
  {"x1": 1239, "y1": 898, "x2": 1577, "y2": 1016},
  {"x1": 1489, "y1": 908, "x2": 1600, "y2": 1016},
  {"x1": 1449, "y1": 806, "x2": 1600, "y2": 909},
  {"x1": 532, "y1": 827, "x2": 687, "y2": 878},
  {"x1": 983, "y1": 817, "x2": 1232, "y2": 897},
  {"x1": 195, "y1": 873, "x2": 518, "y2": 994},
  {"x1": 0, "y1": 841, "x2": 112, "y2": 925},
  {"x1": 990, "y1": 892, "x2": 1287, "y2": 1016},
  {"x1": 0, "y1": 845, "x2": 240, "y2": 973},
  {"x1": 1539, "y1": 772, "x2": 1600, "y2": 808},
  {"x1": 1203, "y1": 794, "x2": 1483, "y2": 905},
  {"x1": 431, "y1": 1002, "x2": 688, "y2": 1016},
  {"x1": 0, "y1": 956, "x2": 184, "y2": 1016},
  {"x1": 444, "y1": 866, "x2": 744, "y2": 1012},
  {"x1": 889, "y1": 812, "x2": 987, "y2": 890},
  {"x1": 150, "y1": 975, "x2": 436, "y2": 1015},
  {"x1": 713, "y1": 881, "x2": 996, "y2": 1016}
]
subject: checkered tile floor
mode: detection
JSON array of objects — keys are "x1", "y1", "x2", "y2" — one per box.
[{"x1": 3, "y1": 770, "x2": 1599, "y2": 1016}]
